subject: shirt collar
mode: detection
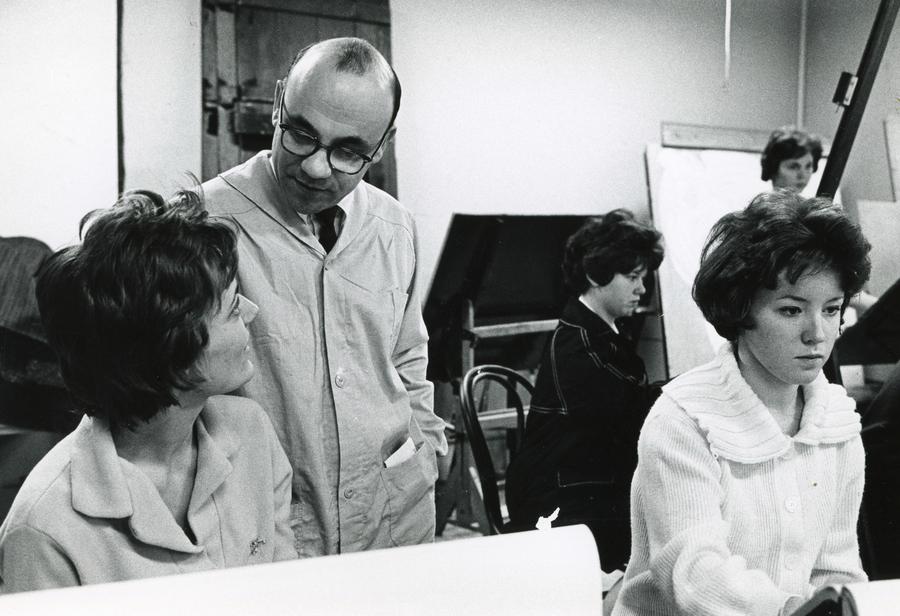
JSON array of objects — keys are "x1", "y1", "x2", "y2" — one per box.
[
  {"x1": 69, "y1": 401, "x2": 240, "y2": 553},
  {"x1": 561, "y1": 297, "x2": 618, "y2": 338},
  {"x1": 662, "y1": 343, "x2": 861, "y2": 463},
  {"x1": 265, "y1": 154, "x2": 360, "y2": 227},
  {"x1": 225, "y1": 151, "x2": 370, "y2": 255}
]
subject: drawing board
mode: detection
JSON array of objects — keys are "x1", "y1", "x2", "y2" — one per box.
[{"x1": 646, "y1": 141, "x2": 835, "y2": 378}]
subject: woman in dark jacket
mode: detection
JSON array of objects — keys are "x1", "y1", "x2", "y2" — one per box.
[{"x1": 506, "y1": 209, "x2": 664, "y2": 571}]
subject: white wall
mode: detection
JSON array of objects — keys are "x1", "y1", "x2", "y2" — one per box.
[
  {"x1": 0, "y1": 0, "x2": 118, "y2": 250},
  {"x1": 0, "y1": 0, "x2": 202, "y2": 250},
  {"x1": 11, "y1": 1, "x2": 875, "y2": 381},
  {"x1": 390, "y1": 0, "x2": 804, "y2": 288},
  {"x1": 5, "y1": 3, "x2": 891, "y2": 284},
  {"x1": 2, "y1": 1, "x2": 807, "y2": 272},
  {"x1": 121, "y1": 0, "x2": 202, "y2": 194}
]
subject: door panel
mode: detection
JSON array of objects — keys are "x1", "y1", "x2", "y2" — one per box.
[{"x1": 202, "y1": 0, "x2": 396, "y2": 197}]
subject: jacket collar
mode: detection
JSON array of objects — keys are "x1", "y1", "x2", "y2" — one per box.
[
  {"x1": 559, "y1": 297, "x2": 617, "y2": 337},
  {"x1": 69, "y1": 401, "x2": 240, "y2": 553},
  {"x1": 220, "y1": 151, "x2": 367, "y2": 258},
  {"x1": 663, "y1": 343, "x2": 860, "y2": 464}
]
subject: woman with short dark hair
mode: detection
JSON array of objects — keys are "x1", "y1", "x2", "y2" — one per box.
[
  {"x1": 761, "y1": 126, "x2": 824, "y2": 193},
  {"x1": 614, "y1": 192, "x2": 871, "y2": 615},
  {"x1": 0, "y1": 190, "x2": 296, "y2": 593},
  {"x1": 762, "y1": 127, "x2": 877, "y2": 317},
  {"x1": 506, "y1": 209, "x2": 664, "y2": 572}
]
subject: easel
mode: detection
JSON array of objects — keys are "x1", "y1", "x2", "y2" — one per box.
[
  {"x1": 816, "y1": 0, "x2": 900, "y2": 384},
  {"x1": 425, "y1": 214, "x2": 588, "y2": 534}
]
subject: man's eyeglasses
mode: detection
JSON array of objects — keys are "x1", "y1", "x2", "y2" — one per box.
[{"x1": 277, "y1": 94, "x2": 390, "y2": 175}]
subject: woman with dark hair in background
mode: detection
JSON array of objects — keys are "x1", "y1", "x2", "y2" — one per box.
[
  {"x1": 762, "y1": 126, "x2": 877, "y2": 314},
  {"x1": 761, "y1": 126, "x2": 824, "y2": 193},
  {"x1": 614, "y1": 192, "x2": 870, "y2": 616},
  {"x1": 0, "y1": 190, "x2": 296, "y2": 593},
  {"x1": 506, "y1": 209, "x2": 664, "y2": 572}
]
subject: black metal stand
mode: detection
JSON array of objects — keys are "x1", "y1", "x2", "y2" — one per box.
[{"x1": 817, "y1": 0, "x2": 900, "y2": 199}]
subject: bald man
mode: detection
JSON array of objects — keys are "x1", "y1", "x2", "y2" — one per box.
[{"x1": 203, "y1": 38, "x2": 447, "y2": 557}]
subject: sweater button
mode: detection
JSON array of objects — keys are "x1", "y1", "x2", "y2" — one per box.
[{"x1": 785, "y1": 498, "x2": 799, "y2": 513}]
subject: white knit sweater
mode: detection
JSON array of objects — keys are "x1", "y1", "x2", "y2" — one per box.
[{"x1": 612, "y1": 344, "x2": 867, "y2": 616}]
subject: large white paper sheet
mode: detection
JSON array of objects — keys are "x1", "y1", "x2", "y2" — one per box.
[
  {"x1": 0, "y1": 525, "x2": 603, "y2": 615},
  {"x1": 646, "y1": 144, "x2": 833, "y2": 377}
]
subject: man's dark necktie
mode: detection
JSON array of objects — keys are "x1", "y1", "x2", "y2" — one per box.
[{"x1": 315, "y1": 206, "x2": 338, "y2": 253}]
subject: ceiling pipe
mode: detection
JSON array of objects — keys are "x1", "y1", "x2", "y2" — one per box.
[{"x1": 797, "y1": 0, "x2": 808, "y2": 128}]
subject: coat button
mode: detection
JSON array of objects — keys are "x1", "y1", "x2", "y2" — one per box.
[
  {"x1": 785, "y1": 498, "x2": 799, "y2": 513},
  {"x1": 344, "y1": 488, "x2": 355, "y2": 499},
  {"x1": 335, "y1": 374, "x2": 346, "y2": 388}
]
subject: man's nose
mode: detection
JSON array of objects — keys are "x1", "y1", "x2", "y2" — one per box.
[{"x1": 301, "y1": 148, "x2": 333, "y2": 179}]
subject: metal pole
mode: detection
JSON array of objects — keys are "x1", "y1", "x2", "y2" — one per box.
[
  {"x1": 817, "y1": 0, "x2": 900, "y2": 199},
  {"x1": 797, "y1": 0, "x2": 808, "y2": 128}
]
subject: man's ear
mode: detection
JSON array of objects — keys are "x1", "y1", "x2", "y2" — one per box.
[
  {"x1": 271, "y1": 80, "x2": 284, "y2": 127},
  {"x1": 370, "y1": 126, "x2": 396, "y2": 164}
]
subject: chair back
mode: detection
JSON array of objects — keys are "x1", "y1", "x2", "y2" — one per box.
[{"x1": 459, "y1": 364, "x2": 534, "y2": 534}]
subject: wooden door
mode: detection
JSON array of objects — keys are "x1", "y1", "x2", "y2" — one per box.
[{"x1": 202, "y1": 0, "x2": 396, "y2": 197}]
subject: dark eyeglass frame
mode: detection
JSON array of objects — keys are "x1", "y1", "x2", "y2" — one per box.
[{"x1": 277, "y1": 93, "x2": 391, "y2": 175}]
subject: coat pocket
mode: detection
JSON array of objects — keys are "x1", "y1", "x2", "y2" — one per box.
[{"x1": 380, "y1": 441, "x2": 438, "y2": 546}]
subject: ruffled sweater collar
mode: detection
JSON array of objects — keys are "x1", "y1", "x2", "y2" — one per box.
[{"x1": 662, "y1": 343, "x2": 860, "y2": 464}]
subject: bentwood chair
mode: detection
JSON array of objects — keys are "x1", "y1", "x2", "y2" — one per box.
[{"x1": 459, "y1": 364, "x2": 534, "y2": 535}]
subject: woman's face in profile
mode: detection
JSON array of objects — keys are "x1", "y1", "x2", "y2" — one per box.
[
  {"x1": 593, "y1": 266, "x2": 648, "y2": 320},
  {"x1": 191, "y1": 280, "x2": 259, "y2": 396},
  {"x1": 738, "y1": 268, "x2": 843, "y2": 389},
  {"x1": 772, "y1": 152, "x2": 814, "y2": 192}
]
